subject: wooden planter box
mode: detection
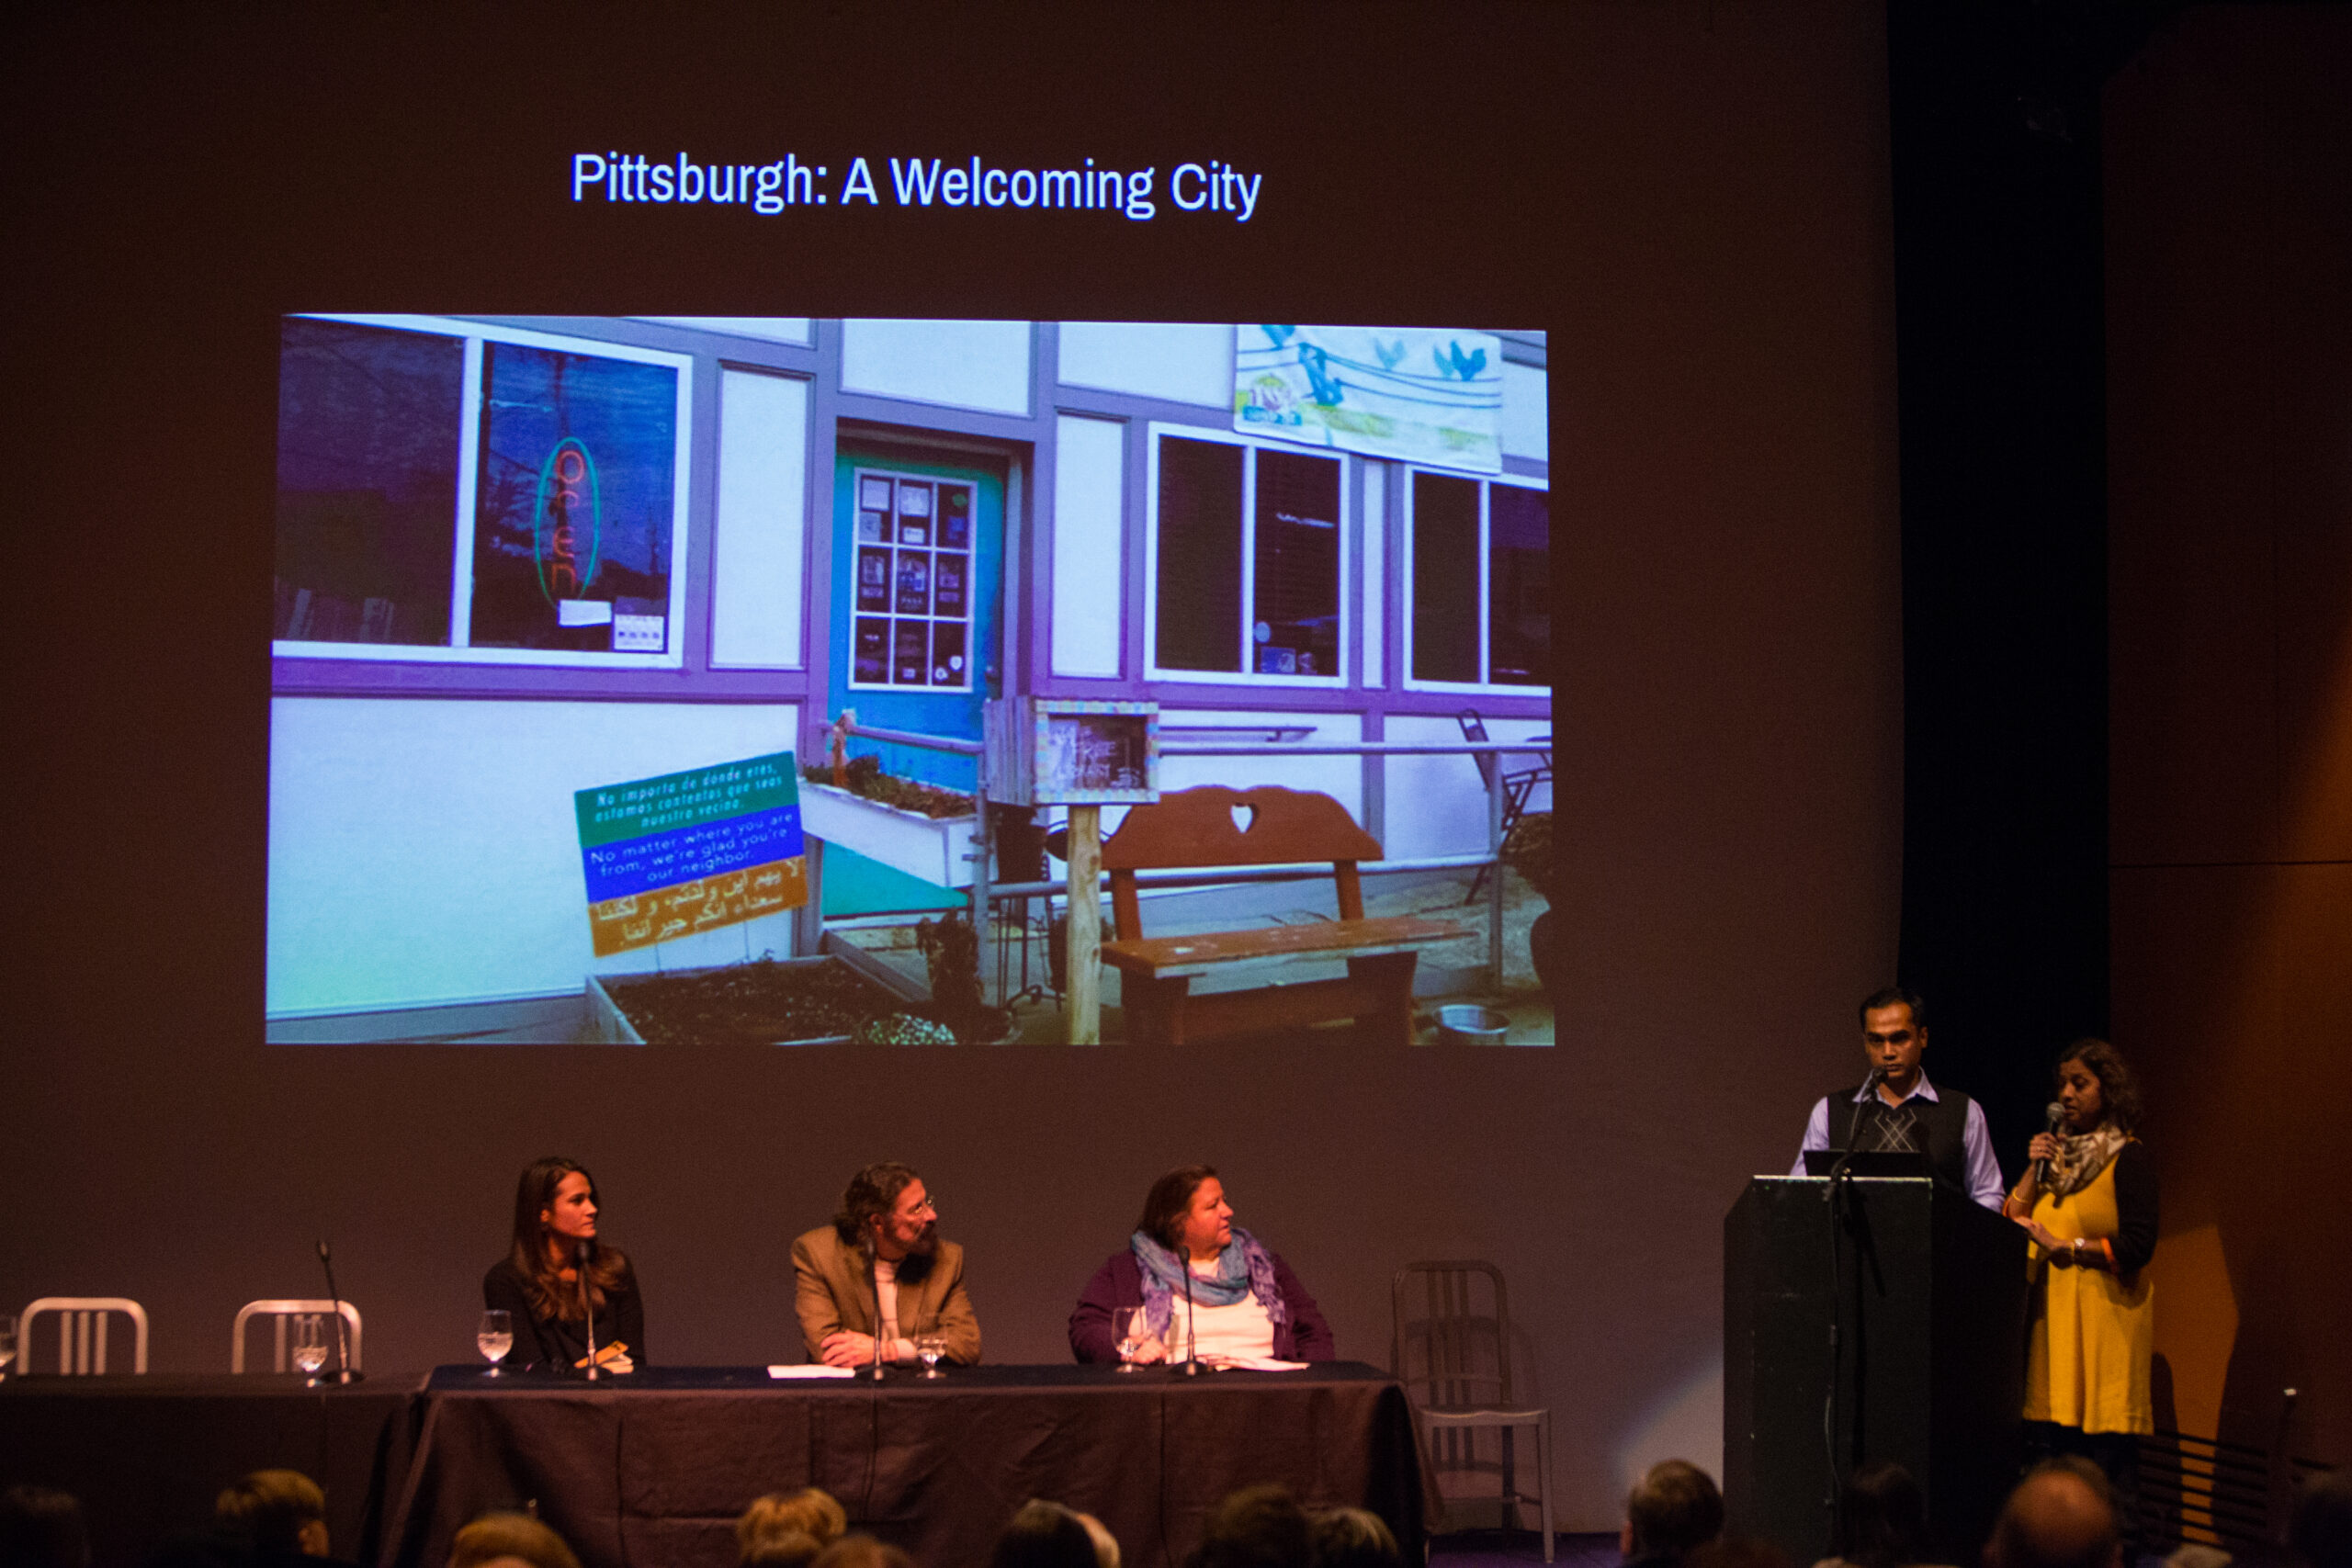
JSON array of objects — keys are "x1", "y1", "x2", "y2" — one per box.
[
  {"x1": 585, "y1": 953, "x2": 923, "y2": 1046},
  {"x1": 799, "y1": 782, "x2": 978, "y2": 888}
]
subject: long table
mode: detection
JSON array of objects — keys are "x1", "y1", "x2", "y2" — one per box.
[{"x1": 379, "y1": 1362, "x2": 1429, "y2": 1568}]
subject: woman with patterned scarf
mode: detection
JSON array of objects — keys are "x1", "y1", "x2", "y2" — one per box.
[
  {"x1": 1068, "y1": 1165, "x2": 1334, "y2": 1366},
  {"x1": 2004, "y1": 1037, "x2": 2159, "y2": 1534}
]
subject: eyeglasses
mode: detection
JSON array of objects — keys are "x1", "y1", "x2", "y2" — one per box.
[{"x1": 899, "y1": 1196, "x2": 938, "y2": 1219}]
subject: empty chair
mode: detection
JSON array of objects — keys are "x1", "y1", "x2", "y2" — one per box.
[
  {"x1": 18, "y1": 1298, "x2": 149, "y2": 1374},
  {"x1": 232, "y1": 1300, "x2": 363, "y2": 1373},
  {"x1": 1456, "y1": 711, "x2": 1551, "y2": 903},
  {"x1": 1392, "y1": 1261, "x2": 1554, "y2": 1561}
]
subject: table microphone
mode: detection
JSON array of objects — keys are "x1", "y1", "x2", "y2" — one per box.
[
  {"x1": 312, "y1": 1241, "x2": 363, "y2": 1386},
  {"x1": 1179, "y1": 1259, "x2": 1202, "y2": 1377},
  {"x1": 870, "y1": 1244, "x2": 886, "y2": 1382},
  {"x1": 579, "y1": 1240, "x2": 601, "y2": 1382},
  {"x1": 2035, "y1": 1101, "x2": 2065, "y2": 1187}
]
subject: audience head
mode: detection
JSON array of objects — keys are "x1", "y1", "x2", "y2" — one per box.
[
  {"x1": 0, "y1": 1486, "x2": 90, "y2": 1568},
  {"x1": 809, "y1": 1536, "x2": 914, "y2": 1568},
  {"x1": 992, "y1": 1501, "x2": 1101, "y2": 1568},
  {"x1": 1075, "y1": 1512, "x2": 1121, "y2": 1568},
  {"x1": 1309, "y1": 1507, "x2": 1400, "y2": 1568},
  {"x1": 1623, "y1": 1461, "x2": 1726, "y2": 1564},
  {"x1": 449, "y1": 1512, "x2": 583, "y2": 1568},
  {"x1": 1136, "y1": 1166, "x2": 1221, "y2": 1253},
  {"x1": 1190, "y1": 1484, "x2": 1312, "y2": 1568},
  {"x1": 740, "y1": 1489, "x2": 849, "y2": 1566},
  {"x1": 2292, "y1": 1472, "x2": 2352, "y2": 1568},
  {"x1": 1833, "y1": 1461, "x2": 1930, "y2": 1568},
  {"x1": 1986, "y1": 1461, "x2": 2120, "y2": 1568},
  {"x1": 215, "y1": 1469, "x2": 330, "y2": 1558}
]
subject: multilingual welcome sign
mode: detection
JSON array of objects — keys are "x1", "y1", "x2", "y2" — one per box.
[{"x1": 575, "y1": 751, "x2": 808, "y2": 957}]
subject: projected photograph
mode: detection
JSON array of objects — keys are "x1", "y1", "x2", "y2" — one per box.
[{"x1": 268, "y1": 317, "x2": 1552, "y2": 1043}]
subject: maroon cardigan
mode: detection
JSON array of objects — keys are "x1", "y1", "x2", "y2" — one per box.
[{"x1": 1068, "y1": 1247, "x2": 1335, "y2": 1363}]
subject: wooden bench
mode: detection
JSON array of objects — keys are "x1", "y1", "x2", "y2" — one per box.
[{"x1": 1099, "y1": 785, "x2": 1468, "y2": 1044}]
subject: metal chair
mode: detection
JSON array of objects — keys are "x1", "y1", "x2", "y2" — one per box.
[
  {"x1": 232, "y1": 1299, "x2": 363, "y2": 1373},
  {"x1": 1457, "y1": 711, "x2": 1552, "y2": 903},
  {"x1": 18, "y1": 1298, "x2": 149, "y2": 1374},
  {"x1": 1392, "y1": 1261, "x2": 1554, "y2": 1561}
]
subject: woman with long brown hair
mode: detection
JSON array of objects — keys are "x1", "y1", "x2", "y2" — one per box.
[{"x1": 482, "y1": 1156, "x2": 645, "y2": 1374}]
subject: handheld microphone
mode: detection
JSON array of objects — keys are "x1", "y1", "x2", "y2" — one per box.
[
  {"x1": 313, "y1": 1241, "x2": 362, "y2": 1386},
  {"x1": 2036, "y1": 1101, "x2": 2065, "y2": 1186},
  {"x1": 579, "y1": 1240, "x2": 600, "y2": 1382}
]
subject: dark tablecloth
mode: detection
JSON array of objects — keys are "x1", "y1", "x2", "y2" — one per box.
[
  {"x1": 378, "y1": 1362, "x2": 1427, "y2": 1568},
  {"x1": 0, "y1": 1374, "x2": 424, "y2": 1568}
]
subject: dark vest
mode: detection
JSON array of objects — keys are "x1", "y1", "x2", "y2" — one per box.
[{"x1": 1824, "y1": 1082, "x2": 1974, "y2": 1195}]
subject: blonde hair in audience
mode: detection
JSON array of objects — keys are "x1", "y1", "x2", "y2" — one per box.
[{"x1": 448, "y1": 1513, "x2": 583, "y2": 1568}]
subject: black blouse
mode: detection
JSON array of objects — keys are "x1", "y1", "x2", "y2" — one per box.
[
  {"x1": 482, "y1": 1255, "x2": 647, "y2": 1372},
  {"x1": 2105, "y1": 1141, "x2": 2160, "y2": 1276}
]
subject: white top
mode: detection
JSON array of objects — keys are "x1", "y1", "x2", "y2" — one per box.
[
  {"x1": 1170, "y1": 1260, "x2": 1276, "y2": 1362},
  {"x1": 875, "y1": 1258, "x2": 914, "y2": 1359}
]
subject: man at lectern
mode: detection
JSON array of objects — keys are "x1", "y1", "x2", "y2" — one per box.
[{"x1": 1792, "y1": 986, "x2": 2006, "y2": 1210}]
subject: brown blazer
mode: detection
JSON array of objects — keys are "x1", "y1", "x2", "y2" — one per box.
[{"x1": 791, "y1": 1224, "x2": 981, "y2": 1364}]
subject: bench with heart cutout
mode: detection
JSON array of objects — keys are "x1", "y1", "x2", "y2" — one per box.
[{"x1": 1098, "y1": 784, "x2": 1470, "y2": 1044}]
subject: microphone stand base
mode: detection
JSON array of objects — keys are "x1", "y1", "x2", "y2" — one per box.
[{"x1": 314, "y1": 1369, "x2": 366, "y2": 1386}]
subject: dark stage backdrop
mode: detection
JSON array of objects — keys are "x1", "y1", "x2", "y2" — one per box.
[{"x1": 4, "y1": 4, "x2": 1905, "y2": 1528}]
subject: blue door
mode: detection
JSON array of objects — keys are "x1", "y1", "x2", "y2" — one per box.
[{"x1": 821, "y1": 446, "x2": 1004, "y2": 915}]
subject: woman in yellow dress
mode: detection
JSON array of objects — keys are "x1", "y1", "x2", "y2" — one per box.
[{"x1": 2004, "y1": 1038, "x2": 2158, "y2": 1536}]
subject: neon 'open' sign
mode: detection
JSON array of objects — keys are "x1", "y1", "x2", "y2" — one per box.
[{"x1": 533, "y1": 437, "x2": 604, "y2": 604}]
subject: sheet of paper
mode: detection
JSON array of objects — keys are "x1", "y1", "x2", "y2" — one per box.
[
  {"x1": 1205, "y1": 1355, "x2": 1310, "y2": 1371},
  {"x1": 768, "y1": 1364, "x2": 857, "y2": 1379}
]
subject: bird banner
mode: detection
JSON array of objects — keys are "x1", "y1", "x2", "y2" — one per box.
[{"x1": 1233, "y1": 324, "x2": 1504, "y2": 473}]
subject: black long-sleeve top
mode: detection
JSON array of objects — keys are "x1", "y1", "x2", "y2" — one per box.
[
  {"x1": 2104, "y1": 1141, "x2": 2160, "y2": 1276},
  {"x1": 482, "y1": 1255, "x2": 646, "y2": 1373}
]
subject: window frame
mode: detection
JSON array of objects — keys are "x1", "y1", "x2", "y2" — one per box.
[
  {"x1": 271, "y1": 313, "x2": 695, "y2": 670},
  {"x1": 1400, "y1": 466, "x2": 1551, "y2": 694},
  {"x1": 1142, "y1": 422, "x2": 1351, "y2": 689},
  {"x1": 844, "y1": 464, "x2": 981, "y2": 694}
]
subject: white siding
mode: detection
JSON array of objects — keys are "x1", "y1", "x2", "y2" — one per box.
[
  {"x1": 1502, "y1": 359, "x2": 1549, "y2": 461},
  {"x1": 1361, "y1": 462, "x2": 1386, "y2": 687},
  {"x1": 711, "y1": 369, "x2": 808, "y2": 668},
  {"x1": 635, "y1": 316, "x2": 811, "y2": 345},
  {"x1": 1058, "y1": 321, "x2": 1231, "y2": 408},
  {"x1": 841, "y1": 319, "x2": 1032, "y2": 414},
  {"x1": 1128, "y1": 710, "x2": 1366, "y2": 840},
  {"x1": 1380, "y1": 711, "x2": 1553, "y2": 863},
  {"x1": 267, "y1": 698, "x2": 799, "y2": 1015},
  {"x1": 1051, "y1": 415, "x2": 1126, "y2": 677}
]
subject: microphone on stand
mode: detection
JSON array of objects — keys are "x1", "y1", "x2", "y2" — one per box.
[
  {"x1": 579, "y1": 1240, "x2": 600, "y2": 1382},
  {"x1": 313, "y1": 1241, "x2": 362, "y2": 1386},
  {"x1": 1179, "y1": 1258, "x2": 1202, "y2": 1377},
  {"x1": 870, "y1": 1241, "x2": 887, "y2": 1382},
  {"x1": 2035, "y1": 1101, "x2": 2065, "y2": 1187},
  {"x1": 1825, "y1": 1067, "x2": 1887, "y2": 1197}
]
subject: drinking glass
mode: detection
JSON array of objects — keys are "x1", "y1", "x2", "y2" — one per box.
[
  {"x1": 916, "y1": 1333, "x2": 945, "y2": 1379},
  {"x1": 292, "y1": 1314, "x2": 329, "y2": 1384},
  {"x1": 478, "y1": 1309, "x2": 514, "y2": 1376},
  {"x1": 1114, "y1": 1307, "x2": 1146, "y2": 1372},
  {"x1": 0, "y1": 1314, "x2": 17, "y2": 1382}
]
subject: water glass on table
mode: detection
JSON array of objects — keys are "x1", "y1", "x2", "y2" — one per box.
[
  {"x1": 916, "y1": 1332, "x2": 946, "y2": 1379},
  {"x1": 478, "y1": 1309, "x2": 514, "y2": 1376},
  {"x1": 1114, "y1": 1307, "x2": 1148, "y2": 1371},
  {"x1": 292, "y1": 1314, "x2": 329, "y2": 1384}
]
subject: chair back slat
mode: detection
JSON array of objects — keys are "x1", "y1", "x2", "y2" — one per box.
[{"x1": 19, "y1": 1297, "x2": 149, "y2": 1374}]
